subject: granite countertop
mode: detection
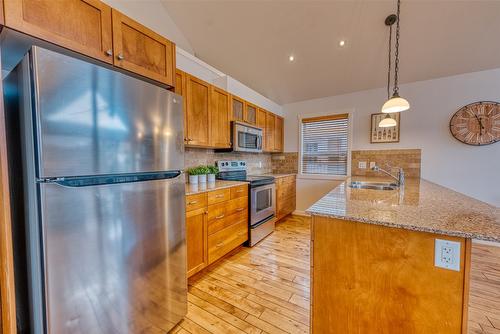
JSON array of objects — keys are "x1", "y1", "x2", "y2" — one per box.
[
  {"x1": 306, "y1": 176, "x2": 500, "y2": 242},
  {"x1": 185, "y1": 180, "x2": 248, "y2": 196}
]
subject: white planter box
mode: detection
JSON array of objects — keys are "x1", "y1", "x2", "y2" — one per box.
[{"x1": 188, "y1": 175, "x2": 198, "y2": 184}]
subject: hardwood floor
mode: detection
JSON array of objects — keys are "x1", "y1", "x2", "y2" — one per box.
[{"x1": 170, "y1": 215, "x2": 500, "y2": 334}]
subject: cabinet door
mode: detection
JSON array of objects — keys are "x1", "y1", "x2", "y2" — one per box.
[
  {"x1": 186, "y1": 208, "x2": 208, "y2": 277},
  {"x1": 245, "y1": 102, "x2": 257, "y2": 125},
  {"x1": 265, "y1": 112, "x2": 275, "y2": 152},
  {"x1": 112, "y1": 10, "x2": 175, "y2": 86},
  {"x1": 210, "y1": 86, "x2": 231, "y2": 148},
  {"x1": 231, "y1": 96, "x2": 245, "y2": 122},
  {"x1": 185, "y1": 75, "x2": 211, "y2": 146},
  {"x1": 275, "y1": 116, "x2": 284, "y2": 152},
  {"x1": 175, "y1": 69, "x2": 188, "y2": 142},
  {"x1": 256, "y1": 108, "x2": 267, "y2": 149},
  {"x1": 4, "y1": 0, "x2": 113, "y2": 63}
]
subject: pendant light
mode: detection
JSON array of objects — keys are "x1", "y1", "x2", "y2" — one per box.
[
  {"x1": 381, "y1": 0, "x2": 410, "y2": 114},
  {"x1": 379, "y1": 114, "x2": 397, "y2": 127}
]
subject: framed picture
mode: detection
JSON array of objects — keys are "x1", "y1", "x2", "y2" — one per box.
[{"x1": 370, "y1": 113, "x2": 400, "y2": 143}]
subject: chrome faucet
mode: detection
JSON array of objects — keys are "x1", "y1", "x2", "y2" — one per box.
[{"x1": 371, "y1": 165, "x2": 405, "y2": 187}]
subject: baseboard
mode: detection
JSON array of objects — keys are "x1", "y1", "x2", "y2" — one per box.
[
  {"x1": 472, "y1": 239, "x2": 500, "y2": 247},
  {"x1": 292, "y1": 210, "x2": 311, "y2": 217}
]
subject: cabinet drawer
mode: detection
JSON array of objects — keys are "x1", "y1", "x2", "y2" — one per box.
[
  {"x1": 208, "y1": 210, "x2": 248, "y2": 236},
  {"x1": 208, "y1": 188, "x2": 231, "y2": 205},
  {"x1": 186, "y1": 193, "x2": 207, "y2": 212},
  {"x1": 208, "y1": 196, "x2": 248, "y2": 222},
  {"x1": 230, "y1": 184, "x2": 248, "y2": 199},
  {"x1": 208, "y1": 221, "x2": 248, "y2": 264}
]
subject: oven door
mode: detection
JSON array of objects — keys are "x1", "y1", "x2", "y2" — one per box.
[
  {"x1": 250, "y1": 183, "x2": 276, "y2": 225},
  {"x1": 233, "y1": 123, "x2": 263, "y2": 152}
]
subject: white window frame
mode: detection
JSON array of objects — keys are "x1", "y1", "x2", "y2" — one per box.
[{"x1": 298, "y1": 109, "x2": 353, "y2": 181}]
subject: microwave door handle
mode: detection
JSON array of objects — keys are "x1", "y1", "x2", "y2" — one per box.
[{"x1": 257, "y1": 135, "x2": 262, "y2": 150}]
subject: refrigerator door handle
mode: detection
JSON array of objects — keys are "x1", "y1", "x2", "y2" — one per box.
[{"x1": 39, "y1": 170, "x2": 183, "y2": 187}]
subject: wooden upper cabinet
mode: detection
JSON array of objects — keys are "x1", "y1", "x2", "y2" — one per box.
[
  {"x1": 231, "y1": 95, "x2": 245, "y2": 122},
  {"x1": 210, "y1": 86, "x2": 231, "y2": 148},
  {"x1": 265, "y1": 112, "x2": 276, "y2": 152},
  {"x1": 245, "y1": 102, "x2": 257, "y2": 125},
  {"x1": 185, "y1": 75, "x2": 210, "y2": 147},
  {"x1": 112, "y1": 9, "x2": 175, "y2": 86},
  {"x1": 3, "y1": 0, "x2": 113, "y2": 63},
  {"x1": 256, "y1": 108, "x2": 267, "y2": 149},
  {"x1": 275, "y1": 116, "x2": 284, "y2": 152}
]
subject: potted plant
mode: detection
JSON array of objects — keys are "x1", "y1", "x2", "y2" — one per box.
[
  {"x1": 187, "y1": 167, "x2": 202, "y2": 184},
  {"x1": 207, "y1": 165, "x2": 219, "y2": 183},
  {"x1": 198, "y1": 165, "x2": 209, "y2": 184}
]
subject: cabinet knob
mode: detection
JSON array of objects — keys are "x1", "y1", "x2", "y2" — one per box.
[
  {"x1": 105, "y1": 49, "x2": 113, "y2": 56},
  {"x1": 117, "y1": 53, "x2": 124, "y2": 60}
]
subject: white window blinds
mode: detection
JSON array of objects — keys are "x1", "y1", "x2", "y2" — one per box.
[{"x1": 301, "y1": 114, "x2": 349, "y2": 176}]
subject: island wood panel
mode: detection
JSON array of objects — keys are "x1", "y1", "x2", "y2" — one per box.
[
  {"x1": 3, "y1": 0, "x2": 113, "y2": 63},
  {"x1": 0, "y1": 69, "x2": 15, "y2": 334},
  {"x1": 210, "y1": 86, "x2": 231, "y2": 148},
  {"x1": 186, "y1": 207, "x2": 208, "y2": 278},
  {"x1": 185, "y1": 75, "x2": 211, "y2": 147},
  {"x1": 311, "y1": 216, "x2": 470, "y2": 334},
  {"x1": 112, "y1": 9, "x2": 175, "y2": 86}
]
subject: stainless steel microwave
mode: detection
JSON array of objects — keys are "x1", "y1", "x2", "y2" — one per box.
[{"x1": 232, "y1": 121, "x2": 263, "y2": 153}]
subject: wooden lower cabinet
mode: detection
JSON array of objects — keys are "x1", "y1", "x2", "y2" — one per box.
[
  {"x1": 311, "y1": 216, "x2": 471, "y2": 333},
  {"x1": 276, "y1": 175, "x2": 296, "y2": 220},
  {"x1": 186, "y1": 184, "x2": 248, "y2": 277},
  {"x1": 185, "y1": 205, "x2": 208, "y2": 278}
]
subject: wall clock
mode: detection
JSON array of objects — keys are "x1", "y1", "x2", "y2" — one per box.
[{"x1": 449, "y1": 101, "x2": 500, "y2": 146}]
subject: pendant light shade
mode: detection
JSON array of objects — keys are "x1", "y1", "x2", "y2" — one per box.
[
  {"x1": 381, "y1": 95, "x2": 410, "y2": 113},
  {"x1": 379, "y1": 114, "x2": 397, "y2": 127}
]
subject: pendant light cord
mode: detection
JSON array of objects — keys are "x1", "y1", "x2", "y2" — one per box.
[
  {"x1": 393, "y1": 0, "x2": 401, "y2": 97},
  {"x1": 387, "y1": 25, "x2": 392, "y2": 100}
]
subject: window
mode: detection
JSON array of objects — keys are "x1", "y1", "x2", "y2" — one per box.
[{"x1": 300, "y1": 113, "x2": 349, "y2": 176}]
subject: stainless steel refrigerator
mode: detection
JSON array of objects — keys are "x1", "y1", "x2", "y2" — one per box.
[{"x1": 3, "y1": 46, "x2": 187, "y2": 333}]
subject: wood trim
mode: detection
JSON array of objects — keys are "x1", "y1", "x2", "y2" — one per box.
[
  {"x1": 301, "y1": 113, "x2": 349, "y2": 123},
  {"x1": 461, "y1": 238, "x2": 472, "y2": 334},
  {"x1": 0, "y1": 56, "x2": 16, "y2": 334}
]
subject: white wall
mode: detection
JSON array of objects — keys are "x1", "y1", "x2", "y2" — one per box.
[
  {"x1": 102, "y1": 0, "x2": 283, "y2": 115},
  {"x1": 284, "y1": 68, "x2": 500, "y2": 207}
]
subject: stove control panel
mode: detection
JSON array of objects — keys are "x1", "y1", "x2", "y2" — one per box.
[{"x1": 216, "y1": 160, "x2": 247, "y2": 172}]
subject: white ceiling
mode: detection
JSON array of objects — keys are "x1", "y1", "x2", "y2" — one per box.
[{"x1": 162, "y1": 1, "x2": 500, "y2": 105}]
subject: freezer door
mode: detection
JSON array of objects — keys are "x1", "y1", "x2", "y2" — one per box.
[
  {"x1": 29, "y1": 46, "x2": 183, "y2": 178},
  {"x1": 38, "y1": 177, "x2": 186, "y2": 333}
]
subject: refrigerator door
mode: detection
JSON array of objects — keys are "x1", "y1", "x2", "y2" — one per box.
[
  {"x1": 38, "y1": 176, "x2": 186, "y2": 333},
  {"x1": 29, "y1": 46, "x2": 183, "y2": 178}
]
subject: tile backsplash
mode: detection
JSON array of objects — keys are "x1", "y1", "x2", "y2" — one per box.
[
  {"x1": 185, "y1": 148, "x2": 272, "y2": 174},
  {"x1": 271, "y1": 152, "x2": 299, "y2": 174},
  {"x1": 351, "y1": 149, "x2": 421, "y2": 178}
]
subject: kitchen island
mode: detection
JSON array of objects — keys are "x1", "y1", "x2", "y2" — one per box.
[{"x1": 306, "y1": 177, "x2": 500, "y2": 334}]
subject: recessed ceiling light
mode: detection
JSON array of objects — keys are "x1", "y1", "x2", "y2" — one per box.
[
  {"x1": 288, "y1": 55, "x2": 295, "y2": 62},
  {"x1": 339, "y1": 40, "x2": 346, "y2": 47}
]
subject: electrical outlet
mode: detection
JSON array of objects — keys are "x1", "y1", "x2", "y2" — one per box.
[
  {"x1": 370, "y1": 161, "x2": 376, "y2": 169},
  {"x1": 435, "y1": 239, "x2": 461, "y2": 271},
  {"x1": 258, "y1": 162, "x2": 262, "y2": 168},
  {"x1": 358, "y1": 161, "x2": 367, "y2": 169}
]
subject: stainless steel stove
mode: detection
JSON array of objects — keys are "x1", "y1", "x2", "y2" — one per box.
[{"x1": 216, "y1": 160, "x2": 275, "y2": 246}]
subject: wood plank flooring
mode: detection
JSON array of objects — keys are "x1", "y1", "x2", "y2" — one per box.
[{"x1": 170, "y1": 215, "x2": 500, "y2": 334}]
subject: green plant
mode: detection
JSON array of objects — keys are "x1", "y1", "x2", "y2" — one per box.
[
  {"x1": 198, "y1": 165, "x2": 210, "y2": 175},
  {"x1": 207, "y1": 165, "x2": 219, "y2": 175},
  {"x1": 187, "y1": 166, "x2": 203, "y2": 176}
]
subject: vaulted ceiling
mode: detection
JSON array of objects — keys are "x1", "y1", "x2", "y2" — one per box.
[{"x1": 162, "y1": 1, "x2": 500, "y2": 105}]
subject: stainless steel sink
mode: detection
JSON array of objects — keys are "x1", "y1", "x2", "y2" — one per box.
[{"x1": 348, "y1": 181, "x2": 399, "y2": 191}]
